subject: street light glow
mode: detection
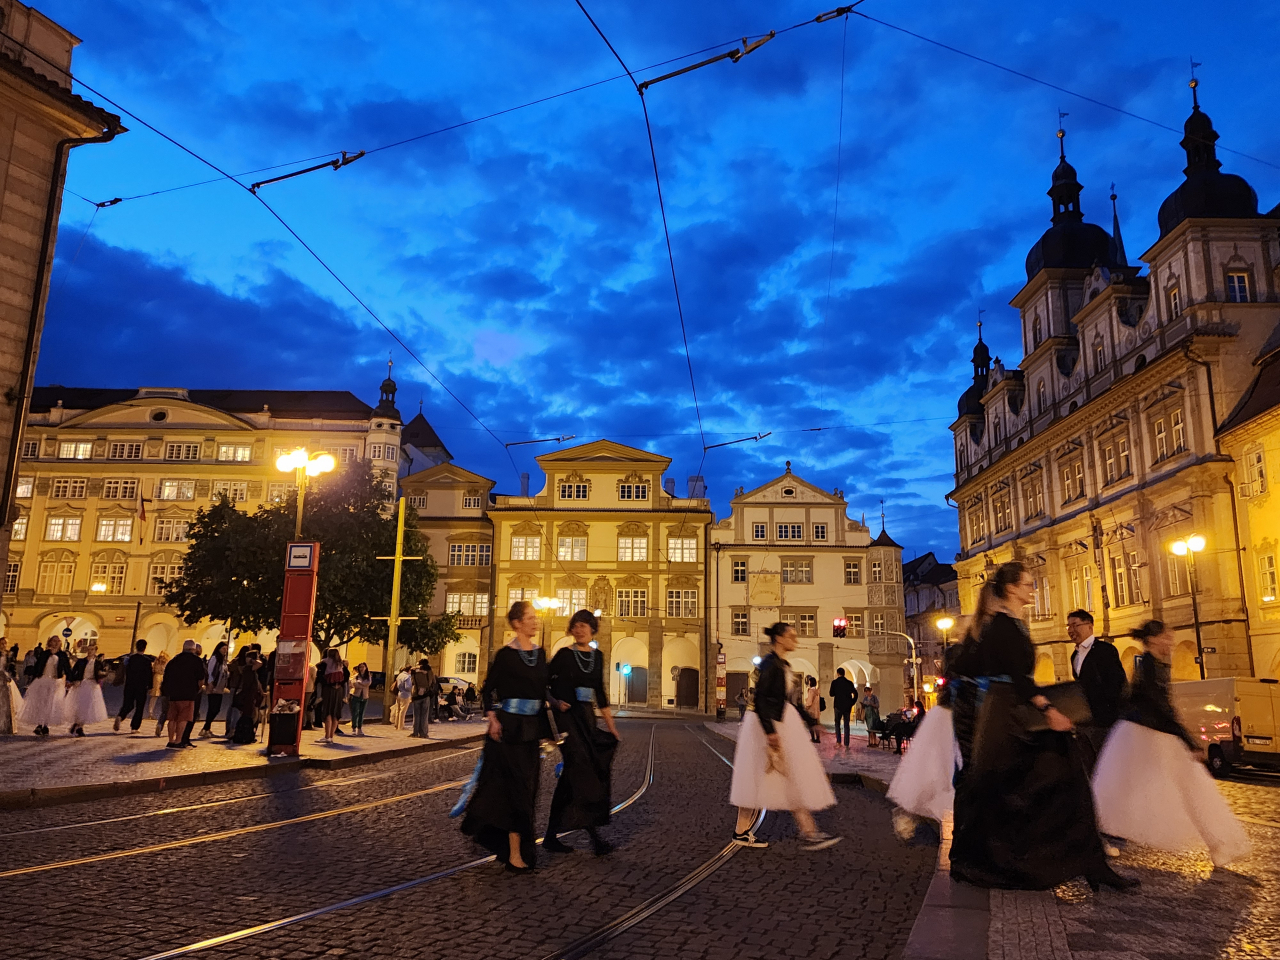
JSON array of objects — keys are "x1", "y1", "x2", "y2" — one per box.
[
  {"x1": 89, "y1": 582, "x2": 107, "y2": 593},
  {"x1": 275, "y1": 448, "x2": 308, "y2": 472},
  {"x1": 1171, "y1": 540, "x2": 1189, "y2": 556},
  {"x1": 1187, "y1": 534, "x2": 1206, "y2": 553},
  {"x1": 935, "y1": 616, "x2": 954, "y2": 632},
  {"x1": 306, "y1": 453, "x2": 336, "y2": 477}
]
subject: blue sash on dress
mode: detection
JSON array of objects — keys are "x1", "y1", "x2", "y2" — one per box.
[
  {"x1": 500, "y1": 698, "x2": 542, "y2": 715},
  {"x1": 574, "y1": 686, "x2": 597, "y2": 704}
]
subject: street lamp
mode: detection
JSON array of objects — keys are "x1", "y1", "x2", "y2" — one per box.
[
  {"x1": 530, "y1": 595, "x2": 558, "y2": 647},
  {"x1": 275, "y1": 448, "x2": 336, "y2": 539},
  {"x1": 935, "y1": 616, "x2": 955, "y2": 646},
  {"x1": 1170, "y1": 534, "x2": 1207, "y2": 679}
]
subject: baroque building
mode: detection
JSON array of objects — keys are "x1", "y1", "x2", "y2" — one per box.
[
  {"x1": 709, "y1": 464, "x2": 908, "y2": 719},
  {"x1": 903, "y1": 552, "x2": 959, "y2": 698},
  {"x1": 949, "y1": 86, "x2": 1279, "y2": 683}
]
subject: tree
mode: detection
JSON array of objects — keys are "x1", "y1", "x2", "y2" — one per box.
[{"x1": 165, "y1": 462, "x2": 460, "y2": 658}]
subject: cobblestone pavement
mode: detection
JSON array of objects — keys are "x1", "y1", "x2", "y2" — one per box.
[
  {"x1": 0, "y1": 720, "x2": 934, "y2": 960},
  {"x1": 708, "y1": 719, "x2": 903, "y2": 782}
]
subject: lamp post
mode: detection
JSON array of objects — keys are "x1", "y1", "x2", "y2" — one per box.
[
  {"x1": 1170, "y1": 535, "x2": 1207, "y2": 680},
  {"x1": 275, "y1": 448, "x2": 336, "y2": 538},
  {"x1": 935, "y1": 616, "x2": 954, "y2": 647},
  {"x1": 530, "y1": 596, "x2": 557, "y2": 648}
]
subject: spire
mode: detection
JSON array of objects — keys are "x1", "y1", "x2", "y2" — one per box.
[
  {"x1": 971, "y1": 310, "x2": 991, "y2": 379},
  {"x1": 375, "y1": 354, "x2": 400, "y2": 420},
  {"x1": 1182, "y1": 70, "x2": 1221, "y2": 175},
  {"x1": 879, "y1": 498, "x2": 886, "y2": 533},
  {"x1": 1049, "y1": 115, "x2": 1084, "y2": 225},
  {"x1": 1110, "y1": 183, "x2": 1128, "y2": 266}
]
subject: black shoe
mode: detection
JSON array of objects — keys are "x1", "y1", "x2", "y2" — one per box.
[
  {"x1": 543, "y1": 836, "x2": 575, "y2": 854},
  {"x1": 1086, "y1": 866, "x2": 1140, "y2": 892},
  {"x1": 505, "y1": 862, "x2": 535, "y2": 874},
  {"x1": 165, "y1": 742, "x2": 183, "y2": 749},
  {"x1": 592, "y1": 839, "x2": 615, "y2": 857},
  {"x1": 74, "y1": 727, "x2": 85, "y2": 738}
]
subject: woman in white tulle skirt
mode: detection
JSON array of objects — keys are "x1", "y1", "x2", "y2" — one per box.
[
  {"x1": 887, "y1": 701, "x2": 960, "y2": 823},
  {"x1": 17, "y1": 637, "x2": 71, "y2": 735},
  {"x1": 730, "y1": 621, "x2": 838, "y2": 851},
  {"x1": 64, "y1": 643, "x2": 109, "y2": 736},
  {"x1": 1093, "y1": 620, "x2": 1251, "y2": 868}
]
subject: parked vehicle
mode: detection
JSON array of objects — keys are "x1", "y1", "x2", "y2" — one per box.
[{"x1": 1171, "y1": 677, "x2": 1280, "y2": 777}]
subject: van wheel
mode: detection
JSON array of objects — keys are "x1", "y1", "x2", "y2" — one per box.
[{"x1": 1208, "y1": 745, "x2": 1231, "y2": 779}]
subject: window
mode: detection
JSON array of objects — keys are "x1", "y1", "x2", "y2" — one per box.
[
  {"x1": 993, "y1": 495, "x2": 1012, "y2": 533},
  {"x1": 165, "y1": 442, "x2": 200, "y2": 461},
  {"x1": 463, "y1": 495, "x2": 483, "y2": 509},
  {"x1": 872, "y1": 613, "x2": 885, "y2": 633},
  {"x1": 1094, "y1": 343, "x2": 1105, "y2": 373},
  {"x1": 455, "y1": 652, "x2": 478, "y2": 674},
  {"x1": 871, "y1": 560, "x2": 883, "y2": 583},
  {"x1": 336, "y1": 446, "x2": 359, "y2": 464},
  {"x1": 1033, "y1": 576, "x2": 1052, "y2": 618},
  {"x1": 96, "y1": 517, "x2": 133, "y2": 542},
  {"x1": 448, "y1": 543, "x2": 491, "y2": 566},
  {"x1": 1062, "y1": 460, "x2": 1084, "y2": 501},
  {"x1": 511, "y1": 536, "x2": 541, "y2": 561},
  {"x1": 45, "y1": 516, "x2": 81, "y2": 541},
  {"x1": 1118, "y1": 437, "x2": 1130, "y2": 476},
  {"x1": 1111, "y1": 555, "x2": 1129, "y2": 606},
  {"x1": 731, "y1": 610, "x2": 749, "y2": 635},
  {"x1": 149, "y1": 562, "x2": 183, "y2": 596},
  {"x1": 217, "y1": 444, "x2": 251, "y2": 462},
  {"x1": 89, "y1": 562, "x2": 126, "y2": 595},
  {"x1": 1260, "y1": 555, "x2": 1278, "y2": 602},
  {"x1": 102, "y1": 479, "x2": 138, "y2": 500},
  {"x1": 21, "y1": 439, "x2": 38, "y2": 458},
  {"x1": 1037, "y1": 380, "x2": 1047, "y2": 415},
  {"x1": 797, "y1": 613, "x2": 816, "y2": 637},
  {"x1": 1032, "y1": 315, "x2": 1042, "y2": 348},
  {"x1": 781, "y1": 559, "x2": 813, "y2": 584},
  {"x1": 667, "y1": 537, "x2": 697, "y2": 563},
  {"x1": 844, "y1": 560, "x2": 861, "y2": 585},
  {"x1": 752, "y1": 523, "x2": 766, "y2": 540},
  {"x1": 108, "y1": 442, "x2": 142, "y2": 460},
  {"x1": 732, "y1": 559, "x2": 747, "y2": 583},
  {"x1": 1104, "y1": 444, "x2": 1116, "y2": 483},
  {"x1": 15, "y1": 476, "x2": 32, "y2": 498},
  {"x1": 1083, "y1": 564, "x2": 1094, "y2": 611},
  {"x1": 1169, "y1": 286, "x2": 1181, "y2": 317},
  {"x1": 1128, "y1": 551, "x2": 1142, "y2": 603},
  {"x1": 849, "y1": 613, "x2": 863, "y2": 635},
  {"x1": 968, "y1": 507, "x2": 986, "y2": 545},
  {"x1": 507, "y1": 587, "x2": 536, "y2": 607},
  {"x1": 1172, "y1": 410, "x2": 1185, "y2": 453},
  {"x1": 1024, "y1": 480, "x2": 1044, "y2": 518},
  {"x1": 58, "y1": 441, "x2": 92, "y2": 460},
  {"x1": 51, "y1": 478, "x2": 87, "y2": 499},
  {"x1": 1154, "y1": 418, "x2": 1168, "y2": 460},
  {"x1": 559, "y1": 482, "x2": 588, "y2": 500},
  {"x1": 617, "y1": 589, "x2": 647, "y2": 617},
  {"x1": 958, "y1": 440, "x2": 968, "y2": 469},
  {"x1": 618, "y1": 483, "x2": 648, "y2": 501},
  {"x1": 407, "y1": 495, "x2": 427, "y2": 509},
  {"x1": 158, "y1": 480, "x2": 195, "y2": 500},
  {"x1": 154, "y1": 518, "x2": 189, "y2": 543},
  {"x1": 556, "y1": 587, "x2": 586, "y2": 616},
  {"x1": 1167, "y1": 555, "x2": 1187, "y2": 596},
  {"x1": 813, "y1": 523, "x2": 827, "y2": 541},
  {"x1": 268, "y1": 483, "x2": 293, "y2": 504},
  {"x1": 3, "y1": 561, "x2": 18, "y2": 593},
  {"x1": 212, "y1": 480, "x2": 248, "y2": 503},
  {"x1": 617, "y1": 537, "x2": 648, "y2": 562},
  {"x1": 367, "y1": 443, "x2": 384, "y2": 461},
  {"x1": 776, "y1": 523, "x2": 803, "y2": 540},
  {"x1": 37, "y1": 560, "x2": 74, "y2": 594},
  {"x1": 445, "y1": 593, "x2": 490, "y2": 616},
  {"x1": 992, "y1": 416, "x2": 1003, "y2": 444},
  {"x1": 666, "y1": 589, "x2": 698, "y2": 618},
  {"x1": 557, "y1": 537, "x2": 587, "y2": 562},
  {"x1": 478, "y1": 544, "x2": 492, "y2": 566},
  {"x1": 12, "y1": 516, "x2": 27, "y2": 541},
  {"x1": 1227, "y1": 272, "x2": 1251, "y2": 303}
]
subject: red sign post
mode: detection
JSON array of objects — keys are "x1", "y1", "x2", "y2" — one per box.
[{"x1": 267, "y1": 541, "x2": 320, "y2": 756}]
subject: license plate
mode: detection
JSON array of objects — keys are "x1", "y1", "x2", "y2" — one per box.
[{"x1": 1245, "y1": 736, "x2": 1273, "y2": 745}]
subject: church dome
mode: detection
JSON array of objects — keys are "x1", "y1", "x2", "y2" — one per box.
[
  {"x1": 957, "y1": 381, "x2": 984, "y2": 417},
  {"x1": 1024, "y1": 132, "x2": 1121, "y2": 279},
  {"x1": 1157, "y1": 95, "x2": 1257, "y2": 237}
]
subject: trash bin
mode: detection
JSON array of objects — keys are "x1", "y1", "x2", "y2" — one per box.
[
  {"x1": 715, "y1": 704, "x2": 727, "y2": 723},
  {"x1": 269, "y1": 712, "x2": 301, "y2": 746}
]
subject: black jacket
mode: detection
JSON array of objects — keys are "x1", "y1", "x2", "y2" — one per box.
[
  {"x1": 828, "y1": 675, "x2": 857, "y2": 710},
  {"x1": 1072, "y1": 638, "x2": 1126, "y2": 728},
  {"x1": 1126, "y1": 653, "x2": 1197, "y2": 750},
  {"x1": 161, "y1": 651, "x2": 205, "y2": 701},
  {"x1": 30, "y1": 647, "x2": 71, "y2": 681},
  {"x1": 753, "y1": 652, "x2": 816, "y2": 734},
  {"x1": 123, "y1": 652, "x2": 155, "y2": 690}
]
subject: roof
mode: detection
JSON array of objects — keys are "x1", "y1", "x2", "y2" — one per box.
[
  {"x1": 1218, "y1": 326, "x2": 1280, "y2": 435},
  {"x1": 30, "y1": 386, "x2": 376, "y2": 421},
  {"x1": 903, "y1": 553, "x2": 957, "y2": 586},
  {"x1": 402, "y1": 412, "x2": 448, "y2": 451},
  {"x1": 0, "y1": 47, "x2": 122, "y2": 133},
  {"x1": 871, "y1": 528, "x2": 901, "y2": 549}
]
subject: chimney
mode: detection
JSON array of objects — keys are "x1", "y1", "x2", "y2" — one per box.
[
  {"x1": 687, "y1": 475, "x2": 706, "y2": 498},
  {"x1": 520, "y1": 472, "x2": 530, "y2": 497},
  {"x1": 663, "y1": 477, "x2": 676, "y2": 497}
]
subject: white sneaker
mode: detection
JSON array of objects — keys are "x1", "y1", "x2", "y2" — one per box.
[
  {"x1": 801, "y1": 832, "x2": 842, "y2": 851},
  {"x1": 732, "y1": 831, "x2": 769, "y2": 848}
]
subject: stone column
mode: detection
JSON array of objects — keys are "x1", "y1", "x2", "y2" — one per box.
[
  {"x1": 647, "y1": 618, "x2": 664, "y2": 709},
  {"x1": 817, "y1": 641, "x2": 834, "y2": 722}
]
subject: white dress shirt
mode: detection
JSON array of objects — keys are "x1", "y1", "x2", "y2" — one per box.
[{"x1": 1072, "y1": 635, "x2": 1096, "y2": 677}]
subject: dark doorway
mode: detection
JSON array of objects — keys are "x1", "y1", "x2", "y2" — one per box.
[
  {"x1": 676, "y1": 667, "x2": 699, "y2": 708},
  {"x1": 626, "y1": 666, "x2": 649, "y2": 705},
  {"x1": 726, "y1": 671, "x2": 749, "y2": 706}
]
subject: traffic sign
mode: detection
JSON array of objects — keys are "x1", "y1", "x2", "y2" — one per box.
[
  {"x1": 1202, "y1": 646, "x2": 1217, "y2": 654},
  {"x1": 61, "y1": 627, "x2": 72, "y2": 639}
]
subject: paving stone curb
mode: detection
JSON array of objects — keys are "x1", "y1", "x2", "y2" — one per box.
[{"x1": 0, "y1": 732, "x2": 485, "y2": 810}]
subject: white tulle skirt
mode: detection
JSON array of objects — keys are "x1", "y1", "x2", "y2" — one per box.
[
  {"x1": 730, "y1": 704, "x2": 835, "y2": 812},
  {"x1": 64, "y1": 680, "x2": 109, "y2": 726},
  {"x1": 1092, "y1": 720, "x2": 1252, "y2": 867},
  {"x1": 887, "y1": 707, "x2": 959, "y2": 821},
  {"x1": 17, "y1": 676, "x2": 65, "y2": 728},
  {"x1": 4, "y1": 677, "x2": 20, "y2": 729}
]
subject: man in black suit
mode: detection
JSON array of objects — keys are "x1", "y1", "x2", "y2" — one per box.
[
  {"x1": 114, "y1": 639, "x2": 155, "y2": 733},
  {"x1": 1067, "y1": 609, "x2": 1126, "y2": 774},
  {"x1": 828, "y1": 668, "x2": 857, "y2": 747}
]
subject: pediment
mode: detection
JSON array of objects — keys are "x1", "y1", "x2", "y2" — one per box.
[
  {"x1": 57, "y1": 399, "x2": 253, "y2": 432},
  {"x1": 402, "y1": 463, "x2": 495, "y2": 489},
  {"x1": 537, "y1": 440, "x2": 671, "y2": 469},
  {"x1": 734, "y1": 471, "x2": 844, "y2": 506}
]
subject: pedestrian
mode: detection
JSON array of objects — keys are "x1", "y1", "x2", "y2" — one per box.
[
  {"x1": 828, "y1": 667, "x2": 856, "y2": 746},
  {"x1": 464, "y1": 682, "x2": 478, "y2": 711},
  {"x1": 0, "y1": 645, "x2": 21, "y2": 734},
  {"x1": 888, "y1": 663, "x2": 964, "y2": 826},
  {"x1": 64, "y1": 640, "x2": 108, "y2": 736},
  {"x1": 458, "y1": 599, "x2": 551, "y2": 873},
  {"x1": 17, "y1": 636, "x2": 70, "y2": 736},
  {"x1": 1066, "y1": 609, "x2": 1127, "y2": 775},
  {"x1": 150, "y1": 650, "x2": 170, "y2": 737},
  {"x1": 20, "y1": 645, "x2": 37, "y2": 693},
  {"x1": 302, "y1": 658, "x2": 316, "y2": 730},
  {"x1": 161, "y1": 640, "x2": 206, "y2": 749},
  {"x1": 391, "y1": 664, "x2": 413, "y2": 729},
  {"x1": 803, "y1": 676, "x2": 821, "y2": 744},
  {"x1": 349, "y1": 663, "x2": 371, "y2": 735},
  {"x1": 230, "y1": 653, "x2": 263, "y2": 744},
  {"x1": 198, "y1": 641, "x2": 231, "y2": 739},
  {"x1": 114, "y1": 639, "x2": 154, "y2": 733},
  {"x1": 948, "y1": 561, "x2": 1137, "y2": 892},
  {"x1": 315, "y1": 648, "x2": 348, "y2": 743},
  {"x1": 1092, "y1": 620, "x2": 1251, "y2": 867},
  {"x1": 729, "y1": 621, "x2": 839, "y2": 851},
  {"x1": 409, "y1": 659, "x2": 436, "y2": 739},
  {"x1": 180, "y1": 643, "x2": 205, "y2": 746},
  {"x1": 862, "y1": 686, "x2": 881, "y2": 746},
  {"x1": 735, "y1": 689, "x2": 747, "y2": 721},
  {"x1": 544, "y1": 609, "x2": 620, "y2": 856},
  {"x1": 223, "y1": 646, "x2": 248, "y2": 738}
]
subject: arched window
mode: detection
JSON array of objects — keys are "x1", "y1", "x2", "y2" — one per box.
[
  {"x1": 1032, "y1": 315, "x2": 1043, "y2": 348},
  {"x1": 1037, "y1": 380, "x2": 1047, "y2": 414},
  {"x1": 957, "y1": 440, "x2": 968, "y2": 469}
]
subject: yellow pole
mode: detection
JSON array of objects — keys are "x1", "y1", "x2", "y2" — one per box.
[
  {"x1": 294, "y1": 466, "x2": 306, "y2": 539},
  {"x1": 383, "y1": 497, "x2": 406, "y2": 719}
]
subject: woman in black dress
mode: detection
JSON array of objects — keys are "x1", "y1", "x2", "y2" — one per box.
[
  {"x1": 544, "y1": 609, "x2": 620, "y2": 856},
  {"x1": 460, "y1": 599, "x2": 551, "y2": 873},
  {"x1": 949, "y1": 561, "x2": 1137, "y2": 892}
]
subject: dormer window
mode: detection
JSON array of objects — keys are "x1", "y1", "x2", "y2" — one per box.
[
  {"x1": 1036, "y1": 380, "x2": 1047, "y2": 415},
  {"x1": 1227, "y1": 272, "x2": 1251, "y2": 303},
  {"x1": 1032, "y1": 315, "x2": 1043, "y2": 348},
  {"x1": 992, "y1": 417, "x2": 1003, "y2": 444},
  {"x1": 1168, "y1": 286, "x2": 1182, "y2": 318},
  {"x1": 1094, "y1": 343, "x2": 1105, "y2": 373}
]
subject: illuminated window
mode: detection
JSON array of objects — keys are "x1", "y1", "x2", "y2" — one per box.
[
  {"x1": 617, "y1": 537, "x2": 648, "y2": 562},
  {"x1": 1260, "y1": 554, "x2": 1278, "y2": 601},
  {"x1": 58, "y1": 441, "x2": 92, "y2": 460},
  {"x1": 993, "y1": 495, "x2": 1012, "y2": 533},
  {"x1": 157, "y1": 480, "x2": 195, "y2": 501},
  {"x1": 1169, "y1": 286, "x2": 1181, "y2": 317},
  {"x1": 212, "y1": 480, "x2": 248, "y2": 502},
  {"x1": 90, "y1": 561, "x2": 126, "y2": 595},
  {"x1": 1227, "y1": 272, "x2": 1250, "y2": 303},
  {"x1": 15, "y1": 476, "x2": 32, "y2": 498},
  {"x1": 51, "y1": 478, "x2": 87, "y2": 499},
  {"x1": 557, "y1": 537, "x2": 587, "y2": 562},
  {"x1": 732, "y1": 560, "x2": 747, "y2": 583},
  {"x1": 154, "y1": 518, "x2": 189, "y2": 543},
  {"x1": 109, "y1": 442, "x2": 142, "y2": 460},
  {"x1": 45, "y1": 516, "x2": 81, "y2": 541},
  {"x1": 102, "y1": 479, "x2": 138, "y2": 500},
  {"x1": 667, "y1": 537, "x2": 697, "y2": 563},
  {"x1": 12, "y1": 516, "x2": 27, "y2": 541},
  {"x1": 149, "y1": 562, "x2": 183, "y2": 596},
  {"x1": 454, "y1": 652, "x2": 478, "y2": 673},
  {"x1": 617, "y1": 589, "x2": 647, "y2": 617},
  {"x1": 96, "y1": 517, "x2": 133, "y2": 542},
  {"x1": 217, "y1": 444, "x2": 251, "y2": 462},
  {"x1": 511, "y1": 536, "x2": 541, "y2": 561},
  {"x1": 556, "y1": 587, "x2": 586, "y2": 616},
  {"x1": 666, "y1": 589, "x2": 698, "y2": 618},
  {"x1": 445, "y1": 593, "x2": 490, "y2": 616},
  {"x1": 844, "y1": 561, "x2": 861, "y2": 585},
  {"x1": 268, "y1": 483, "x2": 293, "y2": 504}
]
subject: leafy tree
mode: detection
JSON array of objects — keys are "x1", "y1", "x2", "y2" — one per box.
[{"x1": 165, "y1": 462, "x2": 459, "y2": 658}]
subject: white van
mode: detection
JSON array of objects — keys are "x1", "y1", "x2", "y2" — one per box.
[{"x1": 1170, "y1": 677, "x2": 1280, "y2": 777}]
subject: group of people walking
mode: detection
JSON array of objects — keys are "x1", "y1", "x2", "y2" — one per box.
[
  {"x1": 888, "y1": 559, "x2": 1251, "y2": 891},
  {"x1": 10, "y1": 636, "x2": 110, "y2": 736},
  {"x1": 456, "y1": 601, "x2": 620, "y2": 872}
]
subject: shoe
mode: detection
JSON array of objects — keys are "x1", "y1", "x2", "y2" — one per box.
[
  {"x1": 543, "y1": 836, "x2": 575, "y2": 854},
  {"x1": 732, "y1": 831, "x2": 769, "y2": 848},
  {"x1": 165, "y1": 742, "x2": 183, "y2": 749},
  {"x1": 199, "y1": 728, "x2": 213, "y2": 739},
  {"x1": 113, "y1": 717, "x2": 121, "y2": 732},
  {"x1": 1104, "y1": 844, "x2": 1121, "y2": 858},
  {"x1": 801, "y1": 832, "x2": 842, "y2": 851},
  {"x1": 1086, "y1": 866, "x2": 1140, "y2": 892},
  {"x1": 505, "y1": 862, "x2": 535, "y2": 874},
  {"x1": 182, "y1": 741, "x2": 197, "y2": 748},
  {"x1": 592, "y1": 839, "x2": 615, "y2": 857},
  {"x1": 317, "y1": 736, "x2": 331, "y2": 744},
  {"x1": 74, "y1": 727, "x2": 85, "y2": 738}
]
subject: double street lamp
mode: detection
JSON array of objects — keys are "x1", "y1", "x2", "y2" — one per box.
[
  {"x1": 275, "y1": 448, "x2": 336, "y2": 538},
  {"x1": 935, "y1": 616, "x2": 954, "y2": 646},
  {"x1": 1170, "y1": 534, "x2": 1207, "y2": 680}
]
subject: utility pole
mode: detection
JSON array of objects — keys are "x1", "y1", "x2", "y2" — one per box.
[{"x1": 374, "y1": 497, "x2": 422, "y2": 721}]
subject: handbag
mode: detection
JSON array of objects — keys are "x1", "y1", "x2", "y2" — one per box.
[
  {"x1": 819, "y1": 696, "x2": 827, "y2": 712},
  {"x1": 1016, "y1": 681, "x2": 1092, "y2": 732}
]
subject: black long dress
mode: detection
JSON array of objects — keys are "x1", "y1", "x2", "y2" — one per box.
[
  {"x1": 546, "y1": 646, "x2": 617, "y2": 836},
  {"x1": 1127, "y1": 653, "x2": 1198, "y2": 749},
  {"x1": 949, "y1": 612, "x2": 1107, "y2": 889},
  {"x1": 460, "y1": 645, "x2": 550, "y2": 864}
]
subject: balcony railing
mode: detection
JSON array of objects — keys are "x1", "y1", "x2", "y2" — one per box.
[{"x1": 455, "y1": 615, "x2": 485, "y2": 629}]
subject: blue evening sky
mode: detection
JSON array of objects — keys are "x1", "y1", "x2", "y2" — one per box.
[{"x1": 33, "y1": 1, "x2": 1280, "y2": 561}]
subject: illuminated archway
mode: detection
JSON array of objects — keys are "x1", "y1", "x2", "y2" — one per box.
[{"x1": 1172, "y1": 640, "x2": 1199, "y2": 681}]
